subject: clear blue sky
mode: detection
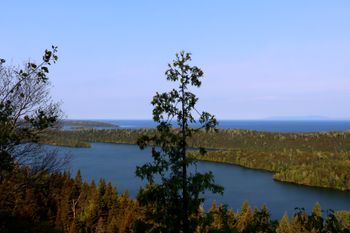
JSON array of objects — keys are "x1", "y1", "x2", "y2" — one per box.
[{"x1": 1, "y1": 1, "x2": 350, "y2": 119}]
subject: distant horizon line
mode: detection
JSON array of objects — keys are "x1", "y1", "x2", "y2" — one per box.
[{"x1": 63, "y1": 118, "x2": 350, "y2": 121}]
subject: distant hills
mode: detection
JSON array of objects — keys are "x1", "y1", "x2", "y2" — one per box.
[{"x1": 263, "y1": 116, "x2": 332, "y2": 121}]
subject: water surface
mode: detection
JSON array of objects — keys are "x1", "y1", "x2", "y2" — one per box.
[
  {"x1": 52, "y1": 143, "x2": 350, "y2": 219},
  {"x1": 101, "y1": 119, "x2": 350, "y2": 132}
]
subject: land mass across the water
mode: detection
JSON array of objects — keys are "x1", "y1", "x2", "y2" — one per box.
[
  {"x1": 62, "y1": 119, "x2": 119, "y2": 130},
  {"x1": 63, "y1": 119, "x2": 350, "y2": 132},
  {"x1": 42, "y1": 125, "x2": 350, "y2": 192}
]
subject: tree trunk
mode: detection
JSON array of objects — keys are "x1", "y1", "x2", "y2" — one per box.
[{"x1": 181, "y1": 84, "x2": 189, "y2": 233}]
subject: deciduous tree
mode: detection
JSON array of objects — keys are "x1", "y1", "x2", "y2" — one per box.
[{"x1": 0, "y1": 46, "x2": 66, "y2": 179}]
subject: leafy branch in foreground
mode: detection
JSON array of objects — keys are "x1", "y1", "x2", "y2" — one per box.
[
  {"x1": 0, "y1": 46, "x2": 66, "y2": 180},
  {"x1": 135, "y1": 51, "x2": 223, "y2": 233}
]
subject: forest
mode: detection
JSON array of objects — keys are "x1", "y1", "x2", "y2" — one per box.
[
  {"x1": 62, "y1": 120, "x2": 118, "y2": 130},
  {"x1": 42, "y1": 128, "x2": 350, "y2": 191},
  {"x1": 2, "y1": 48, "x2": 350, "y2": 232},
  {"x1": 1, "y1": 166, "x2": 350, "y2": 233}
]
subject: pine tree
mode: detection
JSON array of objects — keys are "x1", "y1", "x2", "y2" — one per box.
[
  {"x1": 235, "y1": 201, "x2": 252, "y2": 232},
  {"x1": 290, "y1": 208, "x2": 308, "y2": 233},
  {"x1": 312, "y1": 202, "x2": 322, "y2": 217},
  {"x1": 276, "y1": 213, "x2": 292, "y2": 233},
  {"x1": 136, "y1": 51, "x2": 223, "y2": 233},
  {"x1": 248, "y1": 204, "x2": 274, "y2": 233},
  {"x1": 309, "y1": 202, "x2": 323, "y2": 232}
]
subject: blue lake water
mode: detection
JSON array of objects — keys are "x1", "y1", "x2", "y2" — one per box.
[
  {"x1": 50, "y1": 143, "x2": 350, "y2": 220},
  {"x1": 99, "y1": 119, "x2": 350, "y2": 132}
]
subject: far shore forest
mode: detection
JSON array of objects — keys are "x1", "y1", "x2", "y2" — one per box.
[{"x1": 43, "y1": 122, "x2": 350, "y2": 192}]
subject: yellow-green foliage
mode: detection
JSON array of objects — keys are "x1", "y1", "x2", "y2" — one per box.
[
  {"x1": 276, "y1": 213, "x2": 292, "y2": 233},
  {"x1": 191, "y1": 149, "x2": 350, "y2": 191},
  {"x1": 43, "y1": 128, "x2": 350, "y2": 190},
  {"x1": 200, "y1": 202, "x2": 350, "y2": 233},
  {"x1": 0, "y1": 167, "x2": 140, "y2": 233},
  {"x1": 1, "y1": 168, "x2": 349, "y2": 232},
  {"x1": 336, "y1": 211, "x2": 350, "y2": 229}
]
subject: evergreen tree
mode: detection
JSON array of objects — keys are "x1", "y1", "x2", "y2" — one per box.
[
  {"x1": 247, "y1": 204, "x2": 275, "y2": 233},
  {"x1": 276, "y1": 213, "x2": 291, "y2": 233},
  {"x1": 136, "y1": 51, "x2": 223, "y2": 232},
  {"x1": 311, "y1": 202, "x2": 322, "y2": 217},
  {"x1": 235, "y1": 201, "x2": 252, "y2": 232},
  {"x1": 290, "y1": 208, "x2": 308, "y2": 233},
  {"x1": 308, "y1": 202, "x2": 323, "y2": 232}
]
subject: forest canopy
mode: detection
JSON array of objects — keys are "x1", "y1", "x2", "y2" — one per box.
[{"x1": 42, "y1": 128, "x2": 350, "y2": 191}]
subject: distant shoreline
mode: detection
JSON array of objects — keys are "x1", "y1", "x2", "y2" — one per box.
[{"x1": 63, "y1": 119, "x2": 350, "y2": 133}]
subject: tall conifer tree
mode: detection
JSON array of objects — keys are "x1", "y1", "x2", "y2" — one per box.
[{"x1": 136, "y1": 51, "x2": 223, "y2": 232}]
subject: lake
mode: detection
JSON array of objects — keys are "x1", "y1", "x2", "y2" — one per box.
[
  {"x1": 50, "y1": 142, "x2": 350, "y2": 220},
  {"x1": 99, "y1": 119, "x2": 350, "y2": 132}
]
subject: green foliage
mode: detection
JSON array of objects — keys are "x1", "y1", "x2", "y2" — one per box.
[
  {"x1": 191, "y1": 148, "x2": 350, "y2": 191},
  {"x1": 44, "y1": 128, "x2": 350, "y2": 191},
  {"x1": 335, "y1": 211, "x2": 350, "y2": 229},
  {"x1": 0, "y1": 47, "x2": 61, "y2": 178},
  {"x1": 135, "y1": 51, "x2": 223, "y2": 233},
  {"x1": 200, "y1": 202, "x2": 350, "y2": 233},
  {"x1": 0, "y1": 167, "x2": 140, "y2": 233},
  {"x1": 2, "y1": 44, "x2": 349, "y2": 233},
  {"x1": 289, "y1": 207, "x2": 350, "y2": 233},
  {"x1": 0, "y1": 166, "x2": 349, "y2": 232},
  {"x1": 62, "y1": 120, "x2": 118, "y2": 129},
  {"x1": 276, "y1": 214, "x2": 291, "y2": 233}
]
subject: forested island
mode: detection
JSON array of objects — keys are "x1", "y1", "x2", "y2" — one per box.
[
  {"x1": 62, "y1": 120, "x2": 118, "y2": 130},
  {"x1": 42, "y1": 128, "x2": 350, "y2": 191}
]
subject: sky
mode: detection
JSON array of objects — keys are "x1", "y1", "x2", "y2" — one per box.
[{"x1": 1, "y1": 1, "x2": 350, "y2": 120}]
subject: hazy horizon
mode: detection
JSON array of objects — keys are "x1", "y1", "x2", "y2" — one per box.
[{"x1": 64, "y1": 116, "x2": 350, "y2": 121}]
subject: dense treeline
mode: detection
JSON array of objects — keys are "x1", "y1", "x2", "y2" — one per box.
[
  {"x1": 42, "y1": 128, "x2": 350, "y2": 152},
  {"x1": 1, "y1": 166, "x2": 349, "y2": 233},
  {"x1": 42, "y1": 128, "x2": 350, "y2": 190},
  {"x1": 190, "y1": 149, "x2": 350, "y2": 191},
  {"x1": 41, "y1": 128, "x2": 149, "y2": 147},
  {"x1": 0, "y1": 166, "x2": 139, "y2": 233},
  {"x1": 62, "y1": 120, "x2": 118, "y2": 130}
]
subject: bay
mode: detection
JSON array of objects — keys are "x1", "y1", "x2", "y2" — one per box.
[{"x1": 49, "y1": 142, "x2": 350, "y2": 219}]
